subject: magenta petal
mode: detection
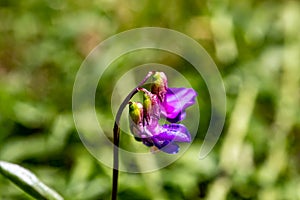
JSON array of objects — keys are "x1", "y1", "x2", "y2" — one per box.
[{"x1": 161, "y1": 88, "x2": 197, "y2": 122}]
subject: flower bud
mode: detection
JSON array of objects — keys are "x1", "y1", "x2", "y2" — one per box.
[
  {"x1": 151, "y1": 71, "x2": 168, "y2": 102},
  {"x1": 128, "y1": 101, "x2": 143, "y2": 125},
  {"x1": 143, "y1": 92, "x2": 152, "y2": 125},
  {"x1": 138, "y1": 88, "x2": 160, "y2": 126}
]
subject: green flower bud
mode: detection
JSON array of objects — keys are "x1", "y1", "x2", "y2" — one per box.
[
  {"x1": 128, "y1": 102, "x2": 143, "y2": 125},
  {"x1": 143, "y1": 92, "x2": 152, "y2": 125},
  {"x1": 151, "y1": 71, "x2": 168, "y2": 102}
]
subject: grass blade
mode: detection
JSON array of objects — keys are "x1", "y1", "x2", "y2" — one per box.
[{"x1": 0, "y1": 161, "x2": 63, "y2": 200}]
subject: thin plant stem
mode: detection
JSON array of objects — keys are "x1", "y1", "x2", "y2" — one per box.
[{"x1": 111, "y1": 71, "x2": 154, "y2": 200}]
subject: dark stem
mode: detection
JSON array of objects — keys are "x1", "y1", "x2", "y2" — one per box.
[
  {"x1": 111, "y1": 71, "x2": 154, "y2": 200},
  {"x1": 112, "y1": 122, "x2": 120, "y2": 200}
]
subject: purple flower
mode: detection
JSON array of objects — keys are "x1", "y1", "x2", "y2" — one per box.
[
  {"x1": 128, "y1": 72, "x2": 197, "y2": 154},
  {"x1": 151, "y1": 72, "x2": 198, "y2": 123},
  {"x1": 129, "y1": 100, "x2": 191, "y2": 154}
]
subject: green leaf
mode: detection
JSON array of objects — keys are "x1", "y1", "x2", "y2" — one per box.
[{"x1": 0, "y1": 161, "x2": 63, "y2": 200}]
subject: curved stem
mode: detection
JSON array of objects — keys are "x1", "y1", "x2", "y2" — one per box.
[{"x1": 111, "y1": 71, "x2": 154, "y2": 200}]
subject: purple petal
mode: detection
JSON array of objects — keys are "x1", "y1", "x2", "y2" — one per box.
[
  {"x1": 166, "y1": 112, "x2": 186, "y2": 123},
  {"x1": 129, "y1": 118, "x2": 143, "y2": 138},
  {"x1": 151, "y1": 138, "x2": 179, "y2": 154},
  {"x1": 141, "y1": 138, "x2": 154, "y2": 147},
  {"x1": 160, "y1": 143, "x2": 179, "y2": 154},
  {"x1": 158, "y1": 124, "x2": 191, "y2": 143},
  {"x1": 161, "y1": 88, "x2": 197, "y2": 123},
  {"x1": 150, "y1": 124, "x2": 190, "y2": 152}
]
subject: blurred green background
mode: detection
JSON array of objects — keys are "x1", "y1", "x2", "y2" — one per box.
[{"x1": 0, "y1": 0, "x2": 300, "y2": 199}]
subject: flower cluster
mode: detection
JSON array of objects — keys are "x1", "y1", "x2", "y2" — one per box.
[{"x1": 128, "y1": 72, "x2": 197, "y2": 154}]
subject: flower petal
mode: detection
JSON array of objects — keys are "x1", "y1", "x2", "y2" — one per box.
[
  {"x1": 151, "y1": 137, "x2": 179, "y2": 154},
  {"x1": 150, "y1": 123, "x2": 190, "y2": 153},
  {"x1": 129, "y1": 118, "x2": 143, "y2": 138},
  {"x1": 158, "y1": 124, "x2": 191, "y2": 143},
  {"x1": 161, "y1": 88, "x2": 197, "y2": 122},
  {"x1": 160, "y1": 143, "x2": 179, "y2": 154},
  {"x1": 151, "y1": 137, "x2": 170, "y2": 149},
  {"x1": 141, "y1": 138, "x2": 154, "y2": 147},
  {"x1": 140, "y1": 123, "x2": 191, "y2": 154}
]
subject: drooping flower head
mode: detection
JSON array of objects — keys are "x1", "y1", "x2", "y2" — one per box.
[{"x1": 128, "y1": 71, "x2": 197, "y2": 154}]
